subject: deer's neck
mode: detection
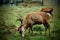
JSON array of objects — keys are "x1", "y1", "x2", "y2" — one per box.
[{"x1": 22, "y1": 20, "x2": 28, "y2": 30}]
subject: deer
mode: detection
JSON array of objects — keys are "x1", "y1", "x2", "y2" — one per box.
[{"x1": 17, "y1": 7, "x2": 53, "y2": 37}]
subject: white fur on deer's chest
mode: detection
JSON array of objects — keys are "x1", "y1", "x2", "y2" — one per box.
[{"x1": 46, "y1": 13, "x2": 51, "y2": 17}]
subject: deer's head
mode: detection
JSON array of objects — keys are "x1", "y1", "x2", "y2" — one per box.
[{"x1": 17, "y1": 15, "x2": 25, "y2": 37}]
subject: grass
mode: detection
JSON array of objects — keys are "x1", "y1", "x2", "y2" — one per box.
[{"x1": 0, "y1": 5, "x2": 59, "y2": 40}]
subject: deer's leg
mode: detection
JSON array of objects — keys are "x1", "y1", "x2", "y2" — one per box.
[
  {"x1": 43, "y1": 23, "x2": 48, "y2": 36},
  {"x1": 28, "y1": 28, "x2": 30, "y2": 34},
  {"x1": 48, "y1": 26, "x2": 50, "y2": 37},
  {"x1": 47, "y1": 23, "x2": 50, "y2": 37},
  {"x1": 45, "y1": 27, "x2": 47, "y2": 36},
  {"x1": 28, "y1": 27, "x2": 31, "y2": 36},
  {"x1": 30, "y1": 27, "x2": 33, "y2": 36},
  {"x1": 43, "y1": 22, "x2": 50, "y2": 37}
]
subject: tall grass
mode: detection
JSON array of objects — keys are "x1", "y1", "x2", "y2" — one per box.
[{"x1": 0, "y1": 5, "x2": 58, "y2": 40}]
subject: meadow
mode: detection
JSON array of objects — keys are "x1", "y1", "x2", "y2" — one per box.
[{"x1": 0, "y1": 5, "x2": 60, "y2": 40}]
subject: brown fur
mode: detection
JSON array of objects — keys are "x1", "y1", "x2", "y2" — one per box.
[
  {"x1": 18, "y1": 7, "x2": 53, "y2": 37},
  {"x1": 41, "y1": 7, "x2": 53, "y2": 15}
]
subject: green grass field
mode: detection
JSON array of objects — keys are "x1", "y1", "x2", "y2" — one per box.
[{"x1": 0, "y1": 5, "x2": 60, "y2": 40}]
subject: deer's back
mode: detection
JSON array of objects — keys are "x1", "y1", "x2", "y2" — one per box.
[{"x1": 25, "y1": 12, "x2": 50, "y2": 24}]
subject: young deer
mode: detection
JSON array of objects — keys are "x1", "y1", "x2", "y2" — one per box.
[{"x1": 17, "y1": 7, "x2": 53, "y2": 37}]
